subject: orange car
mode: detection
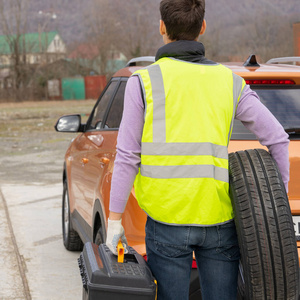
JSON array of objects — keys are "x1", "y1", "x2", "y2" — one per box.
[{"x1": 55, "y1": 55, "x2": 300, "y2": 298}]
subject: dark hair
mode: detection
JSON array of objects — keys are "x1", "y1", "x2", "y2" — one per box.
[{"x1": 160, "y1": 0, "x2": 205, "y2": 41}]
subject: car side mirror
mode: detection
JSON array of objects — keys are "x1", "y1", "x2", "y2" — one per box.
[{"x1": 55, "y1": 114, "x2": 84, "y2": 132}]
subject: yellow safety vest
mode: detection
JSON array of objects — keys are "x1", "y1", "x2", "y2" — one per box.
[{"x1": 133, "y1": 57, "x2": 246, "y2": 226}]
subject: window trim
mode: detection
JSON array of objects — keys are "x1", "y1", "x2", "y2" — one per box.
[
  {"x1": 99, "y1": 78, "x2": 122, "y2": 130},
  {"x1": 104, "y1": 78, "x2": 128, "y2": 130},
  {"x1": 85, "y1": 77, "x2": 122, "y2": 132}
]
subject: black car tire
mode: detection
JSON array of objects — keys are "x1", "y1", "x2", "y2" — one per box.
[
  {"x1": 229, "y1": 149, "x2": 299, "y2": 300},
  {"x1": 94, "y1": 228, "x2": 104, "y2": 245},
  {"x1": 62, "y1": 180, "x2": 83, "y2": 251}
]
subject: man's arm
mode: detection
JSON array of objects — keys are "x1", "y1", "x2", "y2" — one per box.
[
  {"x1": 106, "y1": 76, "x2": 144, "y2": 253},
  {"x1": 235, "y1": 85, "x2": 290, "y2": 191},
  {"x1": 109, "y1": 76, "x2": 144, "y2": 217}
]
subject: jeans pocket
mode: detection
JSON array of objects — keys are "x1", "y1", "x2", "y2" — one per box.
[
  {"x1": 216, "y1": 221, "x2": 240, "y2": 260},
  {"x1": 216, "y1": 244, "x2": 240, "y2": 260},
  {"x1": 155, "y1": 241, "x2": 188, "y2": 257},
  {"x1": 152, "y1": 220, "x2": 190, "y2": 258}
]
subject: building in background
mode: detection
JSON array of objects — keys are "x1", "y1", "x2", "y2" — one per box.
[
  {"x1": 0, "y1": 31, "x2": 66, "y2": 67},
  {"x1": 68, "y1": 43, "x2": 127, "y2": 76},
  {"x1": 0, "y1": 31, "x2": 67, "y2": 98}
]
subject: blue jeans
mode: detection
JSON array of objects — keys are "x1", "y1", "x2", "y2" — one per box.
[{"x1": 145, "y1": 217, "x2": 240, "y2": 300}]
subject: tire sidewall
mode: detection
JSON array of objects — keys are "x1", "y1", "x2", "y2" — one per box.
[
  {"x1": 62, "y1": 180, "x2": 71, "y2": 248},
  {"x1": 94, "y1": 228, "x2": 104, "y2": 245}
]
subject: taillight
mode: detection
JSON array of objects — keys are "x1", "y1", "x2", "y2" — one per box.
[
  {"x1": 246, "y1": 79, "x2": 295, "y2": 85},
  {"x1": 143, "y1": 255, "x2": 198, "y2": 269},
  {"x1": 192, "y1": 260, "x2": 197, "y2": 269}
]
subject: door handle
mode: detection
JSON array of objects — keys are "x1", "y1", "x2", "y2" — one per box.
[
  {"x1": 81, "y1": 158, "x2": 89, "y2": 164},
  {"x1": 100, "y1": 157, "x2": 110, "y2": 165}
]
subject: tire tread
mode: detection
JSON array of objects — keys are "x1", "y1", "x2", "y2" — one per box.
[{"x1": 229, "y1": 149, "x2": 299, "y2": 300}]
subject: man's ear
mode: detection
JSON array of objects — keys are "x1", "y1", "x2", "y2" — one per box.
[
  {"x1": 199, "y1": 19, "x2": 206, "y2": 35},
  {"x1": 159, "y1": 20, "x2": 167, "y2": 36}
]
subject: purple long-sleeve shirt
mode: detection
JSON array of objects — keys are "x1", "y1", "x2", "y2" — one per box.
[{"x1": 109, "y1": 76, "x2": 290, "y2": 213}]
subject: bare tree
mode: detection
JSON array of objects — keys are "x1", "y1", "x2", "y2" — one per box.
[
  {"x1": 76, "y1": 0, "x2": 161, "y2": 79},
  {"x1": 200, "y1": 18, "x2": 230, "y2": 62},
  {"x1": 0, "y1": 0, "x2": 30, "y2": 101},
  {"x1": 246, "y1": 14, "x2": 293, "y2": 62},
  {"x1": 116, "y1": 0, "x2": 161, "y2": 58},
  {"x1": 229, "y1": 7, "x2": 294, "y2": 62},
  {"x1": 79, "y1": 0, "x2": 120, "y2": 78},
  {"x1": 202, "y1": 1, "x2": 295, "y2": 63}
]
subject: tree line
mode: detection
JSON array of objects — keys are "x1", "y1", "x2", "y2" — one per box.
[{"x1": 0, "y1": 0, "x2": 297, "y2": 101}]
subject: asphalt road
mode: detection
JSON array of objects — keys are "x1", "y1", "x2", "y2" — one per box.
[{"x1": 0, "y1": 100, "x2": 95, "y2": 300}]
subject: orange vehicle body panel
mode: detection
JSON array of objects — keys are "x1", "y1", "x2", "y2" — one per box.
[{"x1": 64, "y1": 61, "x2": 300, "y2": 259}]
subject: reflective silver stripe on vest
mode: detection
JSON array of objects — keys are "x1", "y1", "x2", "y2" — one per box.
[
  {"x1": 141, "y1": 63, "x2": 235, "y2": 183},
  {"x1": 141, "y1": 164, "x2": 229, "y2": 182},
  {"x1": 148, "y1": 65, "x2": 166, "y2": 143},
  {"x1": 142, "y1": 142, "x2": 228, "y2": 159},
  {"x1": 135, "y1": 73, "x2": 147, "y2": 120},
  {"x1": 228, "y1": 73, "x2": 245, "y2": 145}
]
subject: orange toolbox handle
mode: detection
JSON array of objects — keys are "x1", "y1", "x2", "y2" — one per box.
[{"x1": 117, "y1": 240, "x2": 124, "y2": 263}]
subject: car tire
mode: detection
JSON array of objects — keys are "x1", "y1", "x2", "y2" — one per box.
[
  {"x1": 94, "y1": 228, "x2": 104, "y2": 245},
  {"x1": 62, "y1": 180, "x2": 83, "y2": 251},
  {"x1": 229, "y1": 149, "x2": 299, "y2": 300}
]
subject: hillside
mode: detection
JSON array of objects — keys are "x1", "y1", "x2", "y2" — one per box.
[
  {"x1": 202, "y1": 0, "x2": 300, "y2": 60},
  {"x1": 2, "y1": 0, "x2": 300, "y2": 61},
  {"x1": 24, "y1": 0, "x2": 300, "y2": 41}
]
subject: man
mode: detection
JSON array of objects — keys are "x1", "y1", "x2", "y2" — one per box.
[{"x1": 106, "y1": 0, "x2": 290, "y2": 299}]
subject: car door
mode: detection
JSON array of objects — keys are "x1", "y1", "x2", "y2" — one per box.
[
  {"x1": 77, "y1": 78, "x2": 127, "y2": 228},
  {"x1": 71, "y1": 79, "x2": 121, "y2": 226}
]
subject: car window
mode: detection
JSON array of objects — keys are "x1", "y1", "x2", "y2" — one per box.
[
  {"x1": 105, "y1": 81, "x2": 127, "y2": 129},
  {"x1": 231, "y1": 88, "x2": 300, "y2": 140},
  {"x1": 258, "y1": 89, "x2": 300, "y2": 129},
  {"x1": 88, "y1": 81, "x2": 118, "y2": 130}
]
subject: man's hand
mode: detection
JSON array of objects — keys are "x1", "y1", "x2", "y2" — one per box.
[{"x1": 106, "y1": 218, "x2": 128, "y2": 255}]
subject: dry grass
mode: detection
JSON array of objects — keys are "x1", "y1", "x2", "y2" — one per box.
[
  {"x1": 0, "y1": 100, "x2": 95, "y2": 137},
  {"x1": 0, "y1": 100, "x2": 96, "y2": 183}
]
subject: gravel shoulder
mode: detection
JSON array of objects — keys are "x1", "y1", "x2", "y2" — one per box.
[{"x1": 0, "y1": 100, "x2": 95, "y2": 184}]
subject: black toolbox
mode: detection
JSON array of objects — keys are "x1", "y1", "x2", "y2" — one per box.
[{"x1": 78, "y1": 242, "x2": 157, "y2": 300}]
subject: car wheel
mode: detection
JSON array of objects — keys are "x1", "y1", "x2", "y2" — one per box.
[
  {"x1": 62, "y1": 180, "x2": 83, "y2": 251},
  {"x1": 94, "y1": 228, "x2": 104, "y2": 245},
  {"x1": 229, "y1": 149, "x2": 299, "y2": 299}
]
